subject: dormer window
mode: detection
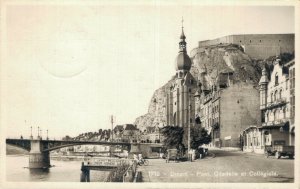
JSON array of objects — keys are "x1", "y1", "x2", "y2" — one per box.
[{"x1": 275, "y1": 73, "x2": 279, "y2": 86}]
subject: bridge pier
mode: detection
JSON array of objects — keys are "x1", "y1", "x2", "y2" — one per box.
[{"x1": 29, "y1": 140, "x2": 50, "y2": 169}]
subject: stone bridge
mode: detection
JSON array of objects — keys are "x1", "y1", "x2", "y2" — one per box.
[{"x1": 6, "y1": 138, "x2": 131, "y2": 169}]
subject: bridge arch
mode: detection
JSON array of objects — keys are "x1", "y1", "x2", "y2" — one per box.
[{"x1": 6, "y1": 143, "x2": 30, "y2": 152}]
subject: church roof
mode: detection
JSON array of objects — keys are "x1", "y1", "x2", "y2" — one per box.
[{"x1": 175, "y1": 21, "x2": 191, "y2": 71}]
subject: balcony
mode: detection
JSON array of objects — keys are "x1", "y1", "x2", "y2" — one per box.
[
  {"x1": 263, "y1": 98, "x2": 287, "y2": 110},
  {"x1": 261, "y1": 119, "x2": 289, "y2": 128}
]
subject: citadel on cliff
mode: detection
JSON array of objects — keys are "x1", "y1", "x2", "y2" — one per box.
[{"x1": 134, "y1": 26, "x2": 295, "y2": 150}]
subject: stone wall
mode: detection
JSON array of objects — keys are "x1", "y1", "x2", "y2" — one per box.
[{"x1": 219, "y1": 82, "x2": 261, "y2": 147}]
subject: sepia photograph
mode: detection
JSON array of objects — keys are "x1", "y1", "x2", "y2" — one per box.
[{"x1": 0, "y1": 0, "x2": 299, "y2": 188}]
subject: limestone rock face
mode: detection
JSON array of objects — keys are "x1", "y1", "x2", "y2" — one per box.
[
  {"x1": 134, "y1": 79, "x2": 174, "y2": 132},
  {"x1": 134, "y1": 44, "x2": 263, "y2": 130},
  {"x1": 191, "y1": 44, "x2": 262, "y2": 84}
]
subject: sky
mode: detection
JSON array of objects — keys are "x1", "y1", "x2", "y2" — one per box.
[{"x1": 1, "y1": 3, "x2": 295, "y2": 139}]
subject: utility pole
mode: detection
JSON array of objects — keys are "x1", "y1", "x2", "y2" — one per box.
[
  {"x1": 47, "y1": 129, "x2": 49, "y2": 140},
  {"x1": 38, "y1": 126, "x2": 40, "y2": 139},
  {"x1": 111, "y1": 115, "x2": 114, "y2": 142},
  {"x1": 110, "y1": 115, "x2": 114, "y2": 158}
]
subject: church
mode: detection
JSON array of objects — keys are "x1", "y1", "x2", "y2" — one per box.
[{"x1": 165, "y1": 25, "x2": 198, "y2": 147}]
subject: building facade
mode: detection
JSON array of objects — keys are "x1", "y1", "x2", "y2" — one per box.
[
  {"x1": 242, "y1": 126, "x2": 264, "y2": 153},
  {"x1": 195, "y1": 77, "x2": 261, "y2": 148},
  {"x1": 113, "y1": 124, "x2": 140, "y2": 143},
  {"x1": 287, "y1": 60, "x2": 295, "y2": 145},
  {"x1": 259, "y1": 58, "x2": 295, "y2": 147},
  {"x1": 140, "y1": 126, "x2": 161, "y2": 143}
]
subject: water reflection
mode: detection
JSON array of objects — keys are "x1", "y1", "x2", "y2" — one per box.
[
  {"x1": 7, "y1": 156, "x2": 108, "y2": 182},
  {"x1": 29, "y1": 168, "x2": 50, "y2": 181},
  {"x1": 29, "y1": 168, "x2": 49, "y2": 175}
]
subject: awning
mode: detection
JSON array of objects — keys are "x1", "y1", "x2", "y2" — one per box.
[{"x1": 258, "y1": 121, "x2": 289, "y2": 130}]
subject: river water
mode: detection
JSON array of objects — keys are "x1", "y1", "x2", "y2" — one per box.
[{"x1": 6, "y1": 155, "x2": 110, "y2": 182}]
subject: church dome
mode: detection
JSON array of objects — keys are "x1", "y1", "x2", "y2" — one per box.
[{"x1": 175, "y1": 52, "x2": 192, "y2": 71}]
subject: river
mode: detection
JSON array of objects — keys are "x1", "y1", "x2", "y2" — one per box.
[{"x1": 6, "y1": 155, "x2": 110, "y2": 182}]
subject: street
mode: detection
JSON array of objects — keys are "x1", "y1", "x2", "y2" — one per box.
[{"x1": 138, "y1": 149, "x2": 294, "y2": 182}]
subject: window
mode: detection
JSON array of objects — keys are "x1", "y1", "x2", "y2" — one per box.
[
  {"x1": 279, "y1": 90, "x2": 282, "y2": 99},
  {"x1": 275, "y1": 73, "x2": 279, "y2": 86},
  {"x1": 271, "y1": 93, "x2": 273, "y2": 103},
  {"x1": 274, "y1": 91, "x2": 277, "y2": 101}
]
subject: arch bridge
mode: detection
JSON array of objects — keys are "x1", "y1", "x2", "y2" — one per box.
[{"x1": 6, "y1": 138, "x2": 131, "y2": 169}]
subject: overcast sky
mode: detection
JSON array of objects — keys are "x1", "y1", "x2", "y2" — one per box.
[{"x1": 1, "y1": 3, "x2": 294, "y2": 139}]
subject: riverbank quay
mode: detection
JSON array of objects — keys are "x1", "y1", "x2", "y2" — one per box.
[
  {"x1": 137, "y1": 149, "x2": 294, "y2": 182},
  {"x1": 80, "y1": 157, "x2": 137, "y2": 182}
]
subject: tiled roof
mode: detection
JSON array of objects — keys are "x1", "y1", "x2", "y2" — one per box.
[{"x1": 124, "y1": 124, "x2": 139, "y2": 131}]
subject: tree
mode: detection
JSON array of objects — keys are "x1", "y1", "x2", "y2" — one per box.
[
  {"x1": 98, "y1": 129, "x2": 102, "y2": 135},
  {"x1": 190, "y1": 126, "x2": 211, "y2": 149},
  {"x1": 161, "y1": 126, "x2": 185, "y2": 152},
  {"x1": 62, "y1": 135, "x2": 72, "y2": 141}
]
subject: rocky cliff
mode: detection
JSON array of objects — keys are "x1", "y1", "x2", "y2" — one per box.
[{"x1": 134, "y1": 44, "x2": 263, "y2": 131}]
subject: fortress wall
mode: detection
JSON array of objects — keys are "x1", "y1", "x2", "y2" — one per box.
[
  {"x1": 198, "y1": 35, "x2": 234, "y2": 47},
  {"x1": 198, "y1": 34, "x2": 294, "y2": 60}
]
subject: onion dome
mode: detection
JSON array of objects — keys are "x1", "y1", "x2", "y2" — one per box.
[
  {"x1": 174, "y1": 21, "x2": 191, "y2": 71},
  {"x1": 175, "y1": 52, "x2": 192, "y2": 71}
]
